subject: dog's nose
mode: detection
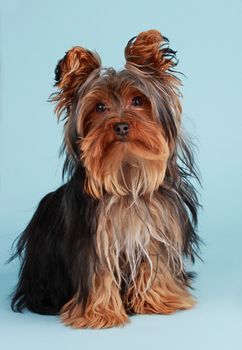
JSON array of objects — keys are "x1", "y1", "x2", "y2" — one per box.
[{"x1": 113, "y1": 122, "x2": 130, "y2": 136}]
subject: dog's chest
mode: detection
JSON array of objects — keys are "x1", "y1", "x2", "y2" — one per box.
[{"x1": 96, "y1": 195, "x2": 160, "y2": 258}]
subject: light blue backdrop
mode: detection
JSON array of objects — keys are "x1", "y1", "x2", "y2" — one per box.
[{"x1": 1, "y1": 0, "x2": 242, "y2": 349}]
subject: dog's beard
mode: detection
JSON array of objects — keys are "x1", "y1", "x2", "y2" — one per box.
[
  {"x1": 102, "y1": 148, "x2": 167, "y2": 198},
  {"x1": 80, "y1": 120, "x2": 169, "y2": 199}
]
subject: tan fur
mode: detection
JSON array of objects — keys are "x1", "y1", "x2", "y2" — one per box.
[
  {"x1": 125, "y1": 29, "x2": 176, "y2": 72},
  {"x1": 80, "y1": 116, "x2": 169, "y2": 199},
  {"x1": 125, "y1": 259, "x2": 195, "y2": 314},
  {"x1": 52, "y1": 47, "x2": 101, "y2": 119},
  {"x1": 61, "y1": 272, "x2": 128, "y2": 329},
  {"x1": 60, "y1": 185, "x2": 194, "y2": 329},
  {"x1": 54, "y1": 30, "x2": 197, "y2": 329},
  {"x1": 95, "y1": 191, "x2": 185, "y2": 290},
  {"x1": 61, "y1": 139, "x2": 193, "y2": 329}
]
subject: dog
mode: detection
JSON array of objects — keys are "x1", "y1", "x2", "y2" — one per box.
[{"x1": 10, "y1": 29, "x2": 200, "y2": 328}]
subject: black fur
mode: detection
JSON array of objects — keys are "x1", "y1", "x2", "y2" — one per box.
[
  {"x1": 10, "y1": 32, "x2": 201, "y2": 317},
  {"x1": 10, "y1": 154, "x2": 200, "y2": 315},
  {"x1": 10, "y1": 166, "x2": 99, "y2": 315},
  {"x1": 54, "y1": 56, "x2": 66, "y2": 86}
]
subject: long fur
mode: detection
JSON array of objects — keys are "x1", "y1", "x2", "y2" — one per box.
[
  {"x1": 10, "y1": 29, "x2": 201, "y2": 328},
  {"x1": 10, "y1": 166, "x2": 99, "y2": 314}
]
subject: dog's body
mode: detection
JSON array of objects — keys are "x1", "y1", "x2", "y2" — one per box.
[{"x1": 11, "y1": 30, "x2": 200, "y2": 328}]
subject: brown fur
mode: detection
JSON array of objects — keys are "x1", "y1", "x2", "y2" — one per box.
[
  {"x1": 52, "y1": 30, "x2": 200, "y2": 329},
  {"x1": 53, "y1": 47, "x2": 101, "y2": 118},
  {"x1": 61, "y1": 273, "x2": 128, "y2": 329},
  {"x1": 125, "y1": 258, "x2": 195, "y2": 315},
  {"x1": 125, "y1": 30, "x2": 176, "y2": 73}
]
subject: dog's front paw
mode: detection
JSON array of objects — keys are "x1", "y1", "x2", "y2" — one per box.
[
  {"x1": 60, "y1": 297, "x2": 129, "y2": 329},
  {"x1": 127, "y1": 286, "x2": 195, "y2": 315}
]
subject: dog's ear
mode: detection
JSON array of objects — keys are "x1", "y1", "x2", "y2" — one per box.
[
  {"x1": 51, "y1": 47, "x2": 101, "y2": 118},
  {"x1": 125, "y1": 30, "x2": 177, "y2": 76}
]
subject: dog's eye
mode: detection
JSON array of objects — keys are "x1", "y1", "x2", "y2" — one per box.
[
  {"x1": 96, "y1": 103, "x2": 107, "y2": 113},
  {"x1": 132, "y1": 96, "x2": 143, "y2": 107}
]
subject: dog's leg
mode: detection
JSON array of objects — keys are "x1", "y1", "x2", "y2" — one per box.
[
  {"x1": 126, "y1": 261, "x2": 195, "y2": 315},
  {"x1": 60, "y1": 272, "x2": 128, "y2": 329}
]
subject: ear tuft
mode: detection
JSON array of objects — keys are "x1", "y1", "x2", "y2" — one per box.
[
  {"x1": 51, "y1": 47, "x2": 101, "y2": 119},
  {"x1": 54, "y1": 47, "x2": 101, "y2": 88},
  {"x1": 125, "y1": 30, "x2": 177, "y2": 75}
]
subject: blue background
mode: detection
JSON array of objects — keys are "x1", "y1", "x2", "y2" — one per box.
[{"x1": 1, "y1": 0, "x2": 242, "y2": 349}]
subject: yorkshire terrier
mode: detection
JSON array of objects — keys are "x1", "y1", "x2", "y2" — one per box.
[{"x1": 10, "y1": 30, "x2": 200, "y2": 328}]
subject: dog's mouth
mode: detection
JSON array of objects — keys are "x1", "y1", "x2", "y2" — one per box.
[
  {"x1": 104, "y1": 138, "x2": 129, "y2": 151},
  {"x1": 113, "y1": 136, "x2": 129, "y2": 143},
  {"x1": 107, "y1": 138, "x2": 160, "y2": 155},
  {"x1": 109, "y1": 137, "x2": 145, "y2": 146},
  {"x1": 117, "y1": 137, "x2": 128, "y2": 142}
]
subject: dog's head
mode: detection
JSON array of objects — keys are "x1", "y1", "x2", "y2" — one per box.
[{"x1": 51, "y1": 30, "x2": 183, "y2": 199}]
